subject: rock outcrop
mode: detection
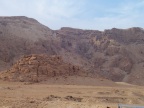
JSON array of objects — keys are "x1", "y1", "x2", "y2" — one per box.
[{"x1": 0, "y1": 54, "x2": 84, "y2": 82}]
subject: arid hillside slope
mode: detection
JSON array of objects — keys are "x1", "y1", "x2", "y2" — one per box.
[
  {"x1": 0, "y1": 54, "x2": 90, "y2": 82},
  {"x1": 0, "y1": 16, "x2": 144, "y2": 85},
  {"x1": 56, "y1": 27, "x2": 144, "y2": 85},
  {"x1": 0, "y1": 16, "x2": 60, "y2": 70}
]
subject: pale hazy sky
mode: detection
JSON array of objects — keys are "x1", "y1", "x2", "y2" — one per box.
[{"x1": 0, "y1": 0, "x2": 144, "y2": 30}]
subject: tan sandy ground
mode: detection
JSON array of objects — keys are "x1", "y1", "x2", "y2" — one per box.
[{"x1": 0, "y1": 76, "x2": 144, "y2": 108}]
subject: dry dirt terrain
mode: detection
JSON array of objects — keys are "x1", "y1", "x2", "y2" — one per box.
[{"x1": 0, "y1": 77, "x2": 144, "y2": 108}]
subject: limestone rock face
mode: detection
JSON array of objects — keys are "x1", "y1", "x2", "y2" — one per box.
[
  {"x1": 110, "y1": 56, "x2": 133, "y2": 73},
  {"x1": 105, "y1": 46, "x2": 120, "y2": 56},
  {"x1": 0, "y1": 54, "x2": 84, "y2": 82}
]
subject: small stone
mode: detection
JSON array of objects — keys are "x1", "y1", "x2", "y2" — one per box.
[{"x1": 30, "y1": 56, "x2": 37, "y2": 60}]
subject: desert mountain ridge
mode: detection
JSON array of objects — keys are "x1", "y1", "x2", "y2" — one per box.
[{"x1": 0, "y1": 16, "x2": 144, "y2": 85}]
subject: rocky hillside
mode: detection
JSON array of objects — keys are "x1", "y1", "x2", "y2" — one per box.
[
  {"x1": 0, "y1": 54, "x2": 89, "y2": 82},
  {"x1": 55, "y1": 27, "x2": 144, "y2": 85},
  {"x1": 0, "y1": 16, "x2": 60, "y2": 70},
  {"x1": 0, "y1": 16, "x2": 144, "y2": 85}
]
